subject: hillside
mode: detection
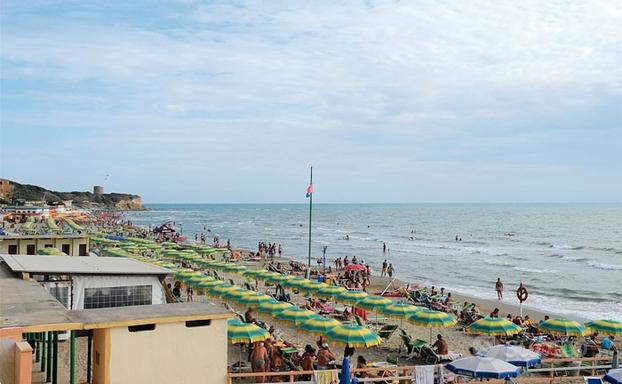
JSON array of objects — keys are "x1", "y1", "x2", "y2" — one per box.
[{"x1": 2, "y1": 179, "x2": 143, "y2": 210}]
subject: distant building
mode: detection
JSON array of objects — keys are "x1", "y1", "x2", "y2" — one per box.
[
  {"x1": 0, "y1": 234, "x2": 90, "y2": 256},
  {"x1": 93, "y1": 185, "x2": 104, "y2": 196},
  {"x1": 0, "y1": 179, "x2": 12, "y2": 200}
]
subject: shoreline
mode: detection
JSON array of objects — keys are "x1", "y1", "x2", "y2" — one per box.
[{"x1": 252, "y1": 252, "x2": 560, "y2": 323}]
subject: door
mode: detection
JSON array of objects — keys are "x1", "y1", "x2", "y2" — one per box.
[
  {"x1": 26, "y1": 244, "x2": 36, "y2": 255},
  {"x1": 79, "y1": 244, "x2": 88, "y2": 256},
  {"x1": 62, "y1": 244, "x2": 71, "y2": 255},
  {"x1": 8, "y1": 245, "x2": 18, "y2": 254}
]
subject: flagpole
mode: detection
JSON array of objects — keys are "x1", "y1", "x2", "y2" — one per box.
[{"x1": 307, "y1": 166, "x2": 313, "y2": 273}]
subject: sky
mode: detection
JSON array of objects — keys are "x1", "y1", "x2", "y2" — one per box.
[{"x1": 1, "y1": 1, "x2": 621, "y2": 203}]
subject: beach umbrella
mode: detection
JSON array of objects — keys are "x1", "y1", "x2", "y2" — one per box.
[
  {"x1": 263, "y1": 272, "x2": 290, "y2": 284},
  {"x1": 282, "y1": 276, "x2": 308, "y2": 289},
  {"x1": 274, "y1": 307, "x2": 318, "y2": 325},
  {"x1": 227, "y1": 318, "x2": 270, "y2": 344},
  {"x1": 299, "y1": 280, "x2": 326, "y2": 295},
  {"x1": 207, "y1": 283, "x2": 236, "y2": 297},
  {"x1": 257, "y1": 299, "x2": 293, "y2": 315},
  {"x1": 325, "y1": 324, "x2": 382, "y2": 348},
  {"x1": 467, "y1": 317, "x2": 522, "y2": 336},
  {"x1": 298, "y1": 316, "x2": 341, "y2": 336},
  {"x1": 337, "y1": 290, "x2": 369, "y2": 305},
  {"x1": 223, "y1": 263, "x2": 247, "y2": 273},
  {"x1": 539, "y1": 318, "x2": 586, "y2": 336},
  {"x1": 343, "y1": 264, "x2": 367, "y2": 272},
  {"x1": 484, "y1": 345, "x2": 541, "y2": 367},
  {"x1": 356, "y1": 296, "x2": 392, "y2": 311},
  {"x1": 446, "y1": 357, "x2": 521, "y2": 379},
  {"x1": 604, "y1": 368, "x2": 622, "y2": 384},
  {"x1": 237, "y1": 293, "x2": 273, "y2": 308},
  {"x1": 222, "y1": 287, "x2": 253, "y2": 302},
  {"x1": 248, "y1": 269, "x2": 274, "y2": 280},
  {"x1": 408, "y1": 309, "x2": 458, "y2": 342},
  {"x1": 381, "y1": 302, "x2": 421, "y2": 319},
  {"x1": 317, "y1": 285, "x2": 347, "y2": 299},
  {"x1": 197, "y1": 278, "x2": 226, "y2": 289},
  {"x1": 586, "y1": 320, "x2": 622, "y2": 336}
]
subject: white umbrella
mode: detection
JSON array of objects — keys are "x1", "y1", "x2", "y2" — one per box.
[
  {"x1": 604, "y1": 368, "x2": 622, "y2": 384},
  {"x1": 446, "y1": 356, "x2": 521, "y2": 379},
  {"x1": 484, "y1": 345, "x2": 541, "y2": 367}
]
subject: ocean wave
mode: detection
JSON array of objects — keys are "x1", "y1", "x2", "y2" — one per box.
[
  {"x1": 547, "y1": 254, "x2": 589, "y2": 262},
  {"x1": 587, "y1": 262, "x2": 622, "y2": 270},
  {"x1": 548, "y1": 243, "x2": 584, "y2": 250},
  {"x1": 514, "y1": 267, "x2": 559, "y2": 274}
]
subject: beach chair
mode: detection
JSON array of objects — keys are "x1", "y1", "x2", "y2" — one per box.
[
  {"x1": 584, "y1": 377, "x2": 604, "y2": 384},
  {"x1": 420, "y1": 346, "x2": 462, "y2": 364},
  {"x1": 377, "y1": 324, "x2": 399, "y2": 341},
  {"x1": 399, "y1": 329, "x2": 428, "y2": 359}
]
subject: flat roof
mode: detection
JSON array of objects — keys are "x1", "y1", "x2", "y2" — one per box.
[
  {"x1": 71, "y1": 302, "x2": 232, "y2": 329},
  {"x1": 0, "y1": 261, "x2": 82, "y2": 331},
  {"x1": 0, "y1": 255, "x2": 172, "y2": 276},
  {"x1": 0, "y1": 234, "x2": 89, "y2": 240},
  {"x1": 0, "y1": 262, "x2": 231, "y2": 332}
]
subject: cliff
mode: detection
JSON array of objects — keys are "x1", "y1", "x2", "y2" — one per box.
[{"x1": 2, "y1": 179, "x2": 144, "y2": 210}]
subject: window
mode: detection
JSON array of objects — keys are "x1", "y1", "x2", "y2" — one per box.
[
  {"x1": 8, "y1": 245, "x2": 17, "y2": 254},
  {"x1": 44, "y1": 244, "x2": 53, "y2": 248},
  {"x1": 83, "y1": 285, "x2": 152, "y2": 309},
  {"x1": 49, "y1": 286, "x2": 70, "y2": 309},
  {"x1": 26, "y1": 244, "x2": 36, "y2": 255},
  {"x1": 79, "y1": 244, "x2": 87, "y2": 256},
  {"x1": 61, "y1": 244, "x2": 70, "y2": 255}
]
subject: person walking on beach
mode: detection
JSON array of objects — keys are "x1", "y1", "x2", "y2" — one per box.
[
  {"x1": 383, "y1": 242, "x2": 386, "y2": 253},
  {"x1": 387, "y1": 263, "x2": 394, "y2": 278},
  {"x1": 495, "y1": 278, "x2": 504, "y2": 300},
  {"x1": 381, "y1": 259, "x2": 387, "y2": 277}
]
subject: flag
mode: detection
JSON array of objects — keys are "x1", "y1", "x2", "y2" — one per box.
[{"x1": 306, "y1": 183, "x2": 313, "y2": 198}]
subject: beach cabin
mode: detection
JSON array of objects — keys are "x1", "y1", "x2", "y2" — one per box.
[
  {"x1": 0, "y1": 234, "x2": 90, "y2": 256},
  {"x1": 0, "y1": 257, "x2": 232, "y2": 384},
  {"x1": 0, "y1": 255, "x2": 168, "y2": 311}
]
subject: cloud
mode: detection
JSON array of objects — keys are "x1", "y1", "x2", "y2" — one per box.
[{"x1": 1, "y1": 0, "x2": 621, "y2": 202}]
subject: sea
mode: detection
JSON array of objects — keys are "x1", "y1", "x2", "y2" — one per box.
[{"x1": 126, "y1": 203, "x2": 622, "y2": 321}]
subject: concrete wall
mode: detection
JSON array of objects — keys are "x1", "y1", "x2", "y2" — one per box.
[
  {"x1": 0, "y1": 327, "x2": 31, "y2": 384},
  {"x1": 93, "y1": 319, "x2": 228, "y2": 384}
]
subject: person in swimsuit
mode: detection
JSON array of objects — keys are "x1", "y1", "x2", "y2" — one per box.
[
  {"x1": 250, "y1": 341, "x2": 268, "y2": 382},
  {"x1": 495, "y1": 278, "x2": 504, "y2": 300}
]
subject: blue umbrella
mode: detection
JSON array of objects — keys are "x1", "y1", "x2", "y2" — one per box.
[
  {"x1": 605, "y1": 368, "x2": 622, "y2": 384},
  {"x1": 446, "y1": 356, "x2": 521, "y2": 379}
]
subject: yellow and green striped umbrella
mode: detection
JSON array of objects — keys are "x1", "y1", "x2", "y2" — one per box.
[
  {"x1": 257, "y1": 299, "x2": 294, "y2": 315},
  {"x1": 539, "y1": 318, "x2": 586, "y2": 336},
  {"x1": 282, "y1": 276, "x2": 308, "y2": 289},
  {"x1": 188, "y1": 273, "x2": 209, "y2": 286},
  {"x1": 222, "y1": 287, "x2": 254, "y2": 302},
  {"x1": 207, "y1": 283, "x2": 236, "y2": 297},
  {"x1": 337, "y1": 290, "x2": 369, "y2": 305},
  {"x1": 408, "y1": 309, "x2": 458, "y2": 328},
  {"x1": 246, "y1": 269, "x2": 273, "y2": 280},
  {"x1": 223, "y1": 263, "x2": 247, "y2": 273},
  {"x1": 197, "y1": 278, "x2": 226, "y2": 289},
  {"x1": 325, "y1": 324, "x2": 382, "y2": 348},
  {"x1": 317, "y1": 285, "x2": 347, "y2": 299},
  {"x1": 263, "y1": 272, "x2": 290, "y2": 284},
  {"x1": 237, "y1": 293, "x2": 273, "y2": 307},
  {"x1": 298, "y1": 317, "x2": 341, "y2": 336},
  {"x1": 467, "y1": 317, "x2": 522, "y2": 336},
  {"x1": 299, "y1": 280, "x2": 326, "y2": 295},
  {"x1": 380, "y1": 302, "x2": 421, "y2": 319},
  {"x1": 585, "y1": 319, "x2": 622, "y2": 336},
  {"x1": 356, "y1": 296, "x2": 393, "y2": 311},
  {"x1": 274, "y1": 307, "x2": 318, "y2": 325},
  {"x1": 227, "y1": 318, "x2": 270, "y2": 344}
]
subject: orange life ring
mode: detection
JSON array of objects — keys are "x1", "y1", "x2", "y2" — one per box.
[{"x1": 516, "y1": 286, "x2": 528, "y2": 302}]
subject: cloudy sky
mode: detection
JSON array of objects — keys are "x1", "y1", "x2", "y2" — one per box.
[{"x1": 1, "y1": 1, "x2": 621, "y2": 203}]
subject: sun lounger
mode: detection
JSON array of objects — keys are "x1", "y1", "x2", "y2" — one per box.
[
  {"x1": 377, "y1": 324, "x2": 399, "y2": 341},
  {"x1": 420, "y1": 345, "x2": 462, "y2": 364}
]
